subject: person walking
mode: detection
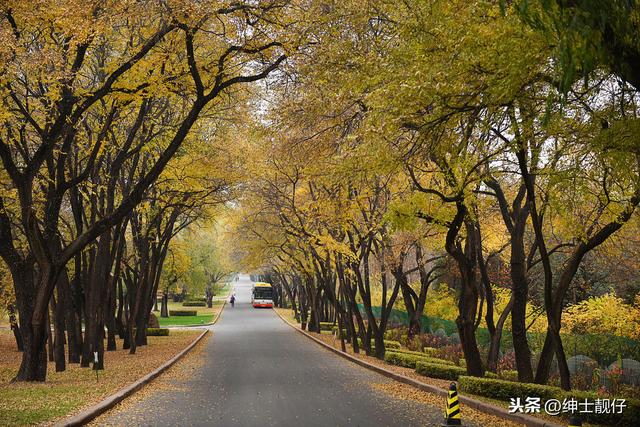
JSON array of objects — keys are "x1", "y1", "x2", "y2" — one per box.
[{"x1": 230, "y1": 293, "x2": 236, "y2": 308}]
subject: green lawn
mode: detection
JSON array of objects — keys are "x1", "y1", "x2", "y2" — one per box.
[
  {"x1": 156, "y1": 299, "x2": 225, "y2": 327},
  {"x1": 158, "y1": 314, "x2": 214, "y2": 327}
]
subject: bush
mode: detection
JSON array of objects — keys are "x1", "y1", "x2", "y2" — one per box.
[
  {"x1": 169, "y1": 310, "x2": 197, "y2": 316},
  {"x1": 423, "y1": 347, "x2": 437, "y2": 357},
  {"x1": 384, "y1": 326, "x2": 408, "y2": 342},
  {"x1": 319, "y1": 322, "x2": 335, "y2": 331},
  {"x1": 389, "y1": 348, "x2": 431, "y2": 357},
  {"x1": 385, "y1": 351, "x2": 455, "y2": 369},
  {"x1": 146, "y1": 328, "x2": 170, "y2": 336},
  {"x1": 498, "y1": 350, "x2": 516, "y2": 372},
  {"x1": 458, "y1": 376, "x2": 640, "y2": 426},
  {"x1": 183, "y1": 301, "x2": 206, "y2": 307},
  {"x1": 415, "y1": 361, "x2": 468, "y2": 380},
  {"x1": 573, "y1": 393, "x2": 640, "y2": 426},
  {"x1": 420, "y1": 333, "x2": 452, "y2": 349},
  {"x1": 385, "y1": 340, "x2": 401, "y2": 349},
  {"x1": 458, "y1": 376, "x2": 562, "y2": 401},
  {"x1": 433, "y1": 344, "x2": 464, "y2": 365},
  {"x1": 356, "y1": 338, "x2": 402, "y2": 350},
  {"x1": 498, "y1": 370, "x2": 519, "y2": 382}
]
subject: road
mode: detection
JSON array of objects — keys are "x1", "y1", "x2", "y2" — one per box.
[{"x1": 100, "y1": 274, "x2": 454, "y2": 426}]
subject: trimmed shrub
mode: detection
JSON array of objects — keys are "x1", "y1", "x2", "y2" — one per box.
[
  {"x1": 169, "y1": 310, "x2": 197, "y2": 316},
  {"x1": 183, "y1": 301, "x2": 206, "y2": 307},
  {"x1": 319, "y1": 322, "x2": 335, "y2": 331},
  {"x1": 423, "y1": 347, "x2": 437, "y2": 357},
  {"x1": 415, "y1": 361, "x2": 467, "y2": 380},
  {"x1": 385, "y1": 340, "x2": 401, "y2": 349},
  {"x1": 146, "y1": 328, "x2": 170, "y2": 336},
  {"x1": 570, "y1": 392, "x2": 640, "y2": 426},
  {"x1": 458, "y1": 376, "x2": 640, "y2": 426},
  {"x1": 356, "y1": 338, "x2": 402, "y2": 350},
  {"x1": 385, "y1": 351, "x2": 455, "y2": 369},
  {"x1": 497, "y1": 370, "x2": 519, "y2": 382},
  {"x1": 389, "y1": 348, "x2": 431, "y2": 357},
  {"x1": 459, "y1": 376, "x2": 562, "y2": 401}
]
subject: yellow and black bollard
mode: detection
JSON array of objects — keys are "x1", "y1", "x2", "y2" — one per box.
[
  {"x1": 442, "y1": 382, "x2": 464, "y2": 426},
  {"x1": 568, "y1": 414, "x2": 582, "y2": 426}
]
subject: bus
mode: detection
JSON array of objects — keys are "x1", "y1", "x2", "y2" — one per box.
[{"x1": 252, "y1": 282, "x2": 273, "y2": 308}]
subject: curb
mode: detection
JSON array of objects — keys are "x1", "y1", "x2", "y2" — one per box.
[
  {"x1": 54, "y1": 301, "x2": 227, "y2": 427},
  {"x1": 273, "y1": 309, "x2": 562, "y2": 427}
]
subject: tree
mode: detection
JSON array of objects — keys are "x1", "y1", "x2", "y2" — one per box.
[{"x1": 0, "y1": 0, "x2": 288, "y2": 381}]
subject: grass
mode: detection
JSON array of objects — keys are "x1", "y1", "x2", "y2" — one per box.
[
  {"x1": 156, "y1": 298, "x2": 224, "y2": 327},
  {"x1": 159, "y1": 314, "x2": 214, "y2": 327},
  {"x1": 0, "y1": 329, "x2": 202, "y2": 426}
]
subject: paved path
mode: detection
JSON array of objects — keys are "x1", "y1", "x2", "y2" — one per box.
[{"x1": 100, "y1": 274, "x2": 455, "y2": 426}]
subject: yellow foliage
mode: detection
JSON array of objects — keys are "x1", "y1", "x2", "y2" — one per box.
[
  {"x1": 423, "y1": 286, "x2": 458, "y2": 321},
  {"x1": 563, "y1": 294, "x2": 640, "y2": 339}
]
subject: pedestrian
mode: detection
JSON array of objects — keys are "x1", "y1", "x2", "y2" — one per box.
[{"x1": 230, "y1": 293, "x2": 236, "y2": 307}]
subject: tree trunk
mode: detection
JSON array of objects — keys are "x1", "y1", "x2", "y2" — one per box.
[
  {"x1": 161, "y1": 291, "x2": 169, "y2": 318},
  {"x1": 52, "y1": 294, "x2": 66, "y2": 372},
  {"x1": 16, "y1": 280, "x2": 50, "y2": 381},
  {"x1": 8, "y1": 304, "x2": 23, "y2": 351},
  {"x1": 105, "y1": 276, "x2": 117, "y2": 351},
  {"x1": 205, "y1": 285, "x2": 213, "y2": 308}
]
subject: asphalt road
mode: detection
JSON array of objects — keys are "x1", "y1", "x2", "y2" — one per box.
[{"x1": 100, "y1": 274, "x2": 452, "y2": 426}]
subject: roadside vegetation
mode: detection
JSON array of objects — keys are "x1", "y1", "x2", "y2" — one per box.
[
  {"x1": 1, "y1": 0, "x2": 640, "y2": 426},
  {"x1": 158, "y1": 299, "x2": 226, "y2": 327},
  {"x1": 0, "y1": 0, "x2": 272, "y2": 385},
  {"x1": 230, "y1": 1, "x2": 640, "y2": 426},
  {"x1": 0, "y1": 329, "x2": 202, "y2": 426}
]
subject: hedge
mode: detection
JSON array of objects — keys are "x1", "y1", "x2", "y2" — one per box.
[
  {"x1": 385, "y1": 340, "x2": 401, "y2": 349},
  {"x1": 169, "y1": 310, "x2": 197, "y2": 316},
  {"x1": 458, "y1": 376, "x2": 640, "y2": 425},
  {"x1": 319, "y1": 322, "x2": 335, "y2": 331},
  {"x1": 423, "y1": 347, "x2": 437, "y2": 357},
  {"x1": 356, "y1": 338, "x2": 402, "y2": 350},
  {"x1": 498, "y1": 370, "x2": 519, "y2": 382},
  {"x1": 415, "y1": 361, "x2": 468, "y2": 380},
  {"x1": 183, "y1": 301, "x2": 206, "y2": 307},
  {"x1": 459, "y1": 375, "x2": 563, "y2": 401},
  {"x1": 385, "y1": 351, "x2": 455, "y2": 369},
  {"x1": 388, "y1": 348, "x2": 431, "y2": 357},
  {"x1": 146, "y1": 328, "x2": 170, "y2": 336}
]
